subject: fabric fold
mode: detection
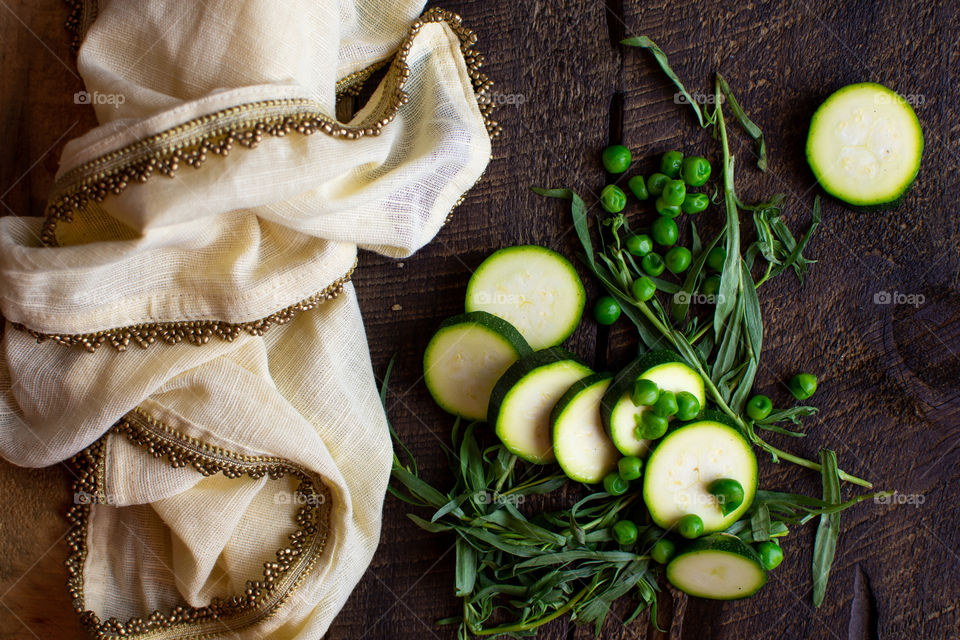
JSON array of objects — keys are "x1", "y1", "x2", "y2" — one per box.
[{"x1": 0, "y1": 1, "x2": 495, "y2": 638}]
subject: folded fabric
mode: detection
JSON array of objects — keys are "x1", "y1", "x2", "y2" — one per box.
[{"x1": 0, "y1": 1, "x2": 494, "y2": 637}]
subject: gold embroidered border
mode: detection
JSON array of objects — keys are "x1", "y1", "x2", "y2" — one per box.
[
  {"x1": 45, "y1": 7, "x2": 499, "y2": 247},
  {"x1": 15, "y1": 261, "x2": 355, "y2": 352},
  {"x1": 66, "y1": 408, "x2": 332, "y2": 639}
]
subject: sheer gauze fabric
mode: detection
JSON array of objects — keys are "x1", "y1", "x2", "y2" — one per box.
[{"x1": 0, "y1": 1, "x2": 493, "y2": 638}]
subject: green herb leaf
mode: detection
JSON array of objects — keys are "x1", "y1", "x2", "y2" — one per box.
[
  {"x1": 671, "y1": 231, "x2": 722, "y2": 324},
  {"x1": 455, "y1": 537, "x2": 478, "y2": 597},
  {"x1": 813, "y1": 449, "x2": 842, "y2": 607},
  {"x1": 621, "y1": 36, "x2": 706, "y2": 128},
  {"x1": 532, "y1": 187, "x2": 595, "y2": 270},
  {"x1": 716, "y1": 73, "x2": 767, "y2": 171}
]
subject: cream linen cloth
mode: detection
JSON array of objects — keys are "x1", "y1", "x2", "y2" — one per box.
[{"x1": 0, "y1": 1, "x2": 492, "y2": 638}]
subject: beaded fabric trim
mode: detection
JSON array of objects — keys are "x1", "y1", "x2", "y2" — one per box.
[
  {"x1": 44, "y1": 6, "x2": 499, "y2": 247},
  {"x1": 66, "y1": 408, "x2": 333, "y2": 640},
  {"x1": 13, "y1": 261, "x2": 356, "y2": 352}
]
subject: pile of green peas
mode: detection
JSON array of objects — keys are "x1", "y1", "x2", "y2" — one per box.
[
  {"x1": 593, "y1": 146, "x2": 714, "y2": 326},
  {"x1": 630, "y1": 377, "x2": 700, "y2": 440}
]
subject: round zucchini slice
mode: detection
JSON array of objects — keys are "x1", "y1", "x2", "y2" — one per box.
[
  {"x1": 423, "y1": 311, "x2": 532, "y2": 421},
  {"x1": 488, "y1": 348, "x2": 592, "y2": 463},
  {"x1": 642, "y1": 419, "x2": 757, "y2": 533},
  {"x1": 465, "y1": 246, "x2": 585, "y2": 350},
  {"x1": 666, "y1": 533, "x2": 767, "y2": 600},
  {"x1": 550, "y1": 373, "x2": 620, "y2": 484},
  {"x1": 600, "y1": 351, "x2": 706, "y2": 457},
  {"x1": 806, "y1": 82, "x2": 923, "y2": 209}
]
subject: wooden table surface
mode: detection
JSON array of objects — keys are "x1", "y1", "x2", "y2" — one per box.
[{"x1": 1, "y1": 1, "x2": 958, "y2": 639}]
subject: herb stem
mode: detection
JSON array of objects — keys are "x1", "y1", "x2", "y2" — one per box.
[
  {"x1": 494, "y1": 455, "x2": 517, "y2": 493},
  {"x1": 687, "y1": 323, "x2": 713, "y2": 344},
  {"x1": 469, "y1": 585, "x2": 592, "y2": 636}
]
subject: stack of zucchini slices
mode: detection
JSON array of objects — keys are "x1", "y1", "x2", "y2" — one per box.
[{"x1": 423, "y1": 245, "x2": 765, "y2": 600}]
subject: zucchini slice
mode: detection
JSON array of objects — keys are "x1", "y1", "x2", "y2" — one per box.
[
  {"x1": 488, "y1": 348, "x2": 592, "y2": 463},
  {"x1": 600, "y1": 351, "x2": 706, "y2": 457},
  {"x1": 666, "y1": 533, "x2": 767, "y2": 600},
  {"x1": 806, "y1": 82, "x2": 923, "y2": 209},
  {"x1": 642, "y1": 417, "x2": 757, "y2": 533},
  {"x1": 465, "y1": 246, "x2": 585, "y2": 350},
  {"x1": 423, "y1": 311, "x2": 532, "y2": 421},
  {"x1": 550, "y1": 373, "x2": 620, "y2": 484}
]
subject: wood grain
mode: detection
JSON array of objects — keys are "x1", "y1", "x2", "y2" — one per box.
[{"x1": 0, "y1": 1, "x2": 958, "y2": 639}]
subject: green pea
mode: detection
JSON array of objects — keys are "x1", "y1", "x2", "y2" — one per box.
[
  {"x1": 602, "y1": 144, "x2": 632, "y2": 173},
  {"x1": 641, "y1": 253, "x2": 665, "y2": 277},
  {"x1": 612, "y1": 519, "x2": 639, "y2": 545},
  {"x1": 661, "y1": 179, "x2": 686, "y2": 207},
  {"x1": 618, "y1": 456, "x2": 644, "y2": 481},
  {"x1": 789, "y1": 373, "x2": 818, "y2": 400},
  {"x1": 593, "y1": 296, "x2": 621, "y2": 325},
  {"x1": 706, "y1": 246, "x2": 726, "y2": 271},
  {"x1": 660, "y1": 150, "x2": 684, "y2": 179},
  {"x1": 631, "y1": 378, "x2": 659, "y2": 406},
  {"x1": 651, "y1": 216, "x2": 678, "y2": 246},
  {"x1": 631, "y1": 276, "x2": 656, "y2": 302},
  {"x1": 707, "y1": 478, "x2": 745, "y2": 516},
  {"x1": 681, "y1": 156, "x2": 711, "y2": 186},
  {"x1": 675, "y1": 391, "x2": 700, "y2": 421},
  {"x1": 756, "y1": 541, "x2": 784, "y2": 570},
  {"x1": 652, "y1": 390, "x2": 678, "y2": 417},
  {"x1": 638, "y1": 411, "x2": 668, "y2": 439},
  {"x1": 655, "y1": 196, "x2": 683, "y2": 218},
  {"x1": 627, "y1": 175, "x2": 649, "y2": 201},
  {"x1": 625, "y1": 233, "x2": 653, "y2": 256},
  {"x1": 665, "y1": 247, "x2": 692, "y2": 274},
  {"x1": 603, "y1": 472, "x2": 629, "y2": 496},
  {"x1": 646, "y1": 172, "x2": 670, "y2": 196},
  {"x1": 701, "y1": 274, "x2": 721, "y2": 297},
  {"x1": 746, "y1": 394, "x2": 773, "y2": 421},
  {"x1": 681, "y1": 192, "x2": 709, "y2": 214},
  {"x1": 650, "y1": 539, "x2": 676, "y2": 564},
  {"x1": 600, "y1": 185, "x2": 627, "y2": 213},
  {"x1": 677, "y1": 514, "x2": 704, "y2": 539}
]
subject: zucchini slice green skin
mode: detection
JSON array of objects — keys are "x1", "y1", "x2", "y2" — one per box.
[
  {"x1": 550, "y1": 373, "x2": 619, "y2": 484},
  {"x1": 423, "y1": 311, "x2": 532, "y2": 422},
  {"x1": 465, "y1": 245, "x2": 585, "y2": 351},
  {"x1": 488, "y1": 348, "x2": 593, "y2": 464},
  {"x1": 806, "y1": 82, "x2": 923, "y2": 210},
  {"x1": 643, "y1": 419, "x2": 758, "y2": 533},
  {"x1": 666, "y1": 533, "x2": 767, "y2": 600},
  {"x1": 600, "y1": 350, "x2": 706, "y2": 457}
]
